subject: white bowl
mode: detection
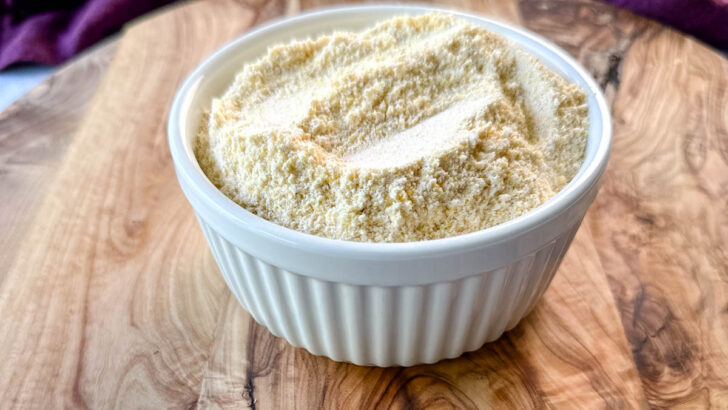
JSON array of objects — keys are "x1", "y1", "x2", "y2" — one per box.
[{"x1": 168, "y1": 5, "x2": 611, "y2": 367}]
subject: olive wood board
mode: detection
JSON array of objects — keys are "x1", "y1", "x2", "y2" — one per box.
[{"x1": 1, "y1": 0, "x2": 727, "y2": 408}]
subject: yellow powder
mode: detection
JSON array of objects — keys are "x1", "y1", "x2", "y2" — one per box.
[{"x1": 195, "y1": 13, "x2": 588, "y2": 242}]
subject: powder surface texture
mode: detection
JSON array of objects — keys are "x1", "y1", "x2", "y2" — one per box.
[{"x1": 195, "y1": 13, "x2": 589, "y2": 242}]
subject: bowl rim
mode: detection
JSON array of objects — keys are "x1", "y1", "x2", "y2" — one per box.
[{"x1": 168, "y1": 4, "x2": 612, "y2": 259}]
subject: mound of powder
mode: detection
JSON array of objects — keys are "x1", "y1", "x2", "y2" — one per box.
[{"x1": 195, "y1": 13, "x2": 588, "y2": 242}]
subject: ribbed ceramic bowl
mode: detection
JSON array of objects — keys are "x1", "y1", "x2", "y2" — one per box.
[{"x1": 168, "y1": 5, "x2": 611, "y2": 367}]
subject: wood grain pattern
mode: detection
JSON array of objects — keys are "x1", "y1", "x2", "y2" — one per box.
[
  {"x1": 0, "y1": 1, "x2": 257, "y2": 407},
  {"x1": 517, "y1": 2, "x2": 728, "y2": 406},
  {"x1": 0, "y1": 40, "x2": 117, "y2": 285},
  {"x1": 587, "y1": 27, "x2": 728, "y2": 408},
  {"x1": 1, "y1": 0, "x2": 726, "y2": 408}
]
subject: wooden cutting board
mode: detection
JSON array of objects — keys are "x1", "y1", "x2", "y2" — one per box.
[{"x1": 1, "y1": 0, "x2": 726, "y2": 408}]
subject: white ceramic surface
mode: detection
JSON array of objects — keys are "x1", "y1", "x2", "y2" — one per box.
[{"x1": 168, "y1": 5, "x2": 612, "y2": 367}]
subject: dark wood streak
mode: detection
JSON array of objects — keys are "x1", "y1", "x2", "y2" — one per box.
[
  {"x1": 519, "y1": 0, "x2": 650, "y2": 104},
  {"x1": 477, "y1": 334, "x2": 545, "y2": 408},
  {"x1": 601, "y1": 51, "x2": 622, "y2": 91},
  {"x1": 244, "y1": 370, "x2": 257, "y2": 409},
  {"x1": 243, "y1": 320, "x2": 287, "y2": 409},
  {"x1": 393, "y1": 373, "x2": 480, "y2": 409},
  {"x1": 628, "y1": 288, "x2": 700, "y2": 404}
]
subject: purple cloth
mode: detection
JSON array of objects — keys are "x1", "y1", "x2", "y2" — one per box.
[
  {"x1": 0, "y1": 0, "x2": 175, "y2": 69},
  {"x1": 603, "y1": 0, "x2": 728, "y2": 49}
]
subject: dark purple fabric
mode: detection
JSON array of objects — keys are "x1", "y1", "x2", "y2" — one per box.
[
  {"x1": 603, "y1": 0, "x2": 728, "y2": 49},
  {"x1": 0, "y1": 0, "x2": 175, "y2": 69}
]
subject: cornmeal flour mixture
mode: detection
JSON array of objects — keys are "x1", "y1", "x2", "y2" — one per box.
[{"x1": 195, "y1": 13, "x2": 588, "y2": 242}]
